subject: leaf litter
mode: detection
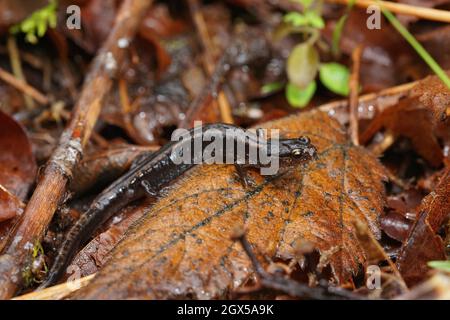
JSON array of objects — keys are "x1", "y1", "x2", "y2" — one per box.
[
  {"x1": 71, "y1": 110, "x2": 387, "y2": 299},
  {"x1": 0, "y1": 0, "x2": 448, "y2": 300}
]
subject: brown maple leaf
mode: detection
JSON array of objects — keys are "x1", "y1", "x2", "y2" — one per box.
[{"x1": 71, "y1": 110, "x2": 387, "y2": 299}]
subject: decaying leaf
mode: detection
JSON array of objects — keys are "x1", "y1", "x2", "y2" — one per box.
[
  {"x1": 70, "y1": 145, "x2": 156, "y2": 197},
  {"x1": 0, "y1": 110, "x2": 37, "y2": 200},
  {"x1": 361, "y1": 97, "x2": 449, "y2": 167},
  {"x1": 411, "y1": 72, "x2": 450, "y2": 123},
  {"x1": 0, "y1": 185, "x2": 25, "y2": 252},
  {"x1": 381, "y1": 211, "x2": 413, "y2": 243},
  {"x1": 381, "y1": 190, "x2": 421, "y2": 242},
  {"x1": 70, "y1": 201, "x2": 152, "y2": 278},
  {"x1": 0, "y1": 184, "x2": 24, "y2": 223},
  {"x1": 70, "y1": 110, "x2": 386, "y2": 299},
  {"x1": 397, "y1": 169, "x2": 450, "y2": 286},
  {"x1": 398, "y1": 273, "x2": 450, "y2": 300}
]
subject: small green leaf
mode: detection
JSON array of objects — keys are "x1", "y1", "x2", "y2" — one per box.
[
  {"x1": 287, "y1": 42, "x2": 319, "y2": 89},
  {"x1": 26, "y1": 33, "x2": 38, "y2": 44},
  {"x1": 261, "y1": 82, "x2": 284, "y2": 95},
  {"x1": 48, "y1": 11, "x2": 58, "y2": 28},
  {"x1": 37, "y1": 20, "x2": 47, "y2": 37},
  {"x1": 21, "y1": 19, "x2": 35, "y2": 33},
  {"x1": 428, "y1": 261, "x2": 450, "y2": 272},
  {"x1": 319, "y1": 62, "x2": 350, "y2": 96},
  {"x1": 332, "y1": 0, "x2": 356, "y2": 57},
  {"x1": 284, "y1": 11, "x2": 324, "y2": 29},
  {"x1": 284, "y1": 12, "x2": 308, "y2": 27},
  {"x1": 305, "y1": 11, "x2": 325, "y2": 29},
  {"x1": 291, "y1": 0, "x2": 314, "y2": 8},
  {"x1": 9, "y1": 0, "x2": 58, "y2": 44},
  {"x1": 286, "y1": 81, "x2": 316, "y2": 108},
  {"x1": 332, "y1": 15, "x2": 348, "y2": 57}
]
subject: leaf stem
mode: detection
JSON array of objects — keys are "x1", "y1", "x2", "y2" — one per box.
[{"x1": 380, "y1": 3, "x2": 450, "y2": 89}]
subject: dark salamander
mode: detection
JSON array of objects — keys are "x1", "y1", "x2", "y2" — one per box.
[{"x1": 40, "y1": 123, "x2": 317, "y2": 288}]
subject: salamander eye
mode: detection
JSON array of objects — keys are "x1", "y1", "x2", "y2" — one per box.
[
  {"x1": 291, "y1": 148, "x2": 303, "y2": 157},
  {"x1": 298, "y1": 137, "x2": 310, "y2": 145}
]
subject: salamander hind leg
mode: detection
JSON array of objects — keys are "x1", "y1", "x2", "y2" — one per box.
[{"x1": 234, "y1": 164, "x2": 256, "y2": 189}]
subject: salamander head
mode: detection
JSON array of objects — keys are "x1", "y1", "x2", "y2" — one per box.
[{"x1": 277, "y1": 136, "x2": 317, "y2": 165}]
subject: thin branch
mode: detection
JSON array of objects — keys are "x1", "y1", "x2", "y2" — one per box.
[
  {"x1": 233, "y1": 231, "x2": 366, "y2": 300},
  {"x1": 12, "y1": 274, "x2": 95, "y2": 300},
  {"x1": 7, "y1": 35, "x2": 35, "y2": 109},
  {"x1": 0, "y1": 0, "x2": 153, "y2": 300},
  {"x1": 349, "y1": 45, "x2": 363, "y2": 146},
  {"x1": 326, "y1": 0, "x2": 450, "y2": 23},
  {"x1": 186, "y1": 0, "x2": 234, "y2": 126},
  {"x1": 318, "y1": 80, "x2": 417, "y2": 114},
  {"x1": 369, "y1": 130, "x2": 395, "y2": 156},
  {"x1": 0, "y1": 66, "x2": 49, "y2": 105}
]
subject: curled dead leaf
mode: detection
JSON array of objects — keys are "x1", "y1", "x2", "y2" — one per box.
[
  {"x1": 411, "y1": 72, "x2": 450, "y2": 123},
  {"x1": 70, "y1": 145, "x2": 155, "y2": 197},
  {"x1": 71, "y1": 110, "x2": 387, "y2": 299},
  {"x1": 70, "y1": 201, "x2": 151, "y2": 278},
  {"x1": 397, "y1": 169, "x2": 450, "y2": 286},
  {"x1": 0, "y1": 185, "x2": 25, "y2": 252},
  {"x1": 0, "y1": 184, "x2": 23, "y2": 223},
  {"x1": 361, "y1": 97, "x2": 449, "y2": 167},
  {"x1": 0, "y1": 110, "x2": 37, "y2": 200}
]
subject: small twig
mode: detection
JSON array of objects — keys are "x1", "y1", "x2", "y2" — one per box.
[
  {"x1": 0, "y1": 45, "x2": 45, "y2": 70},
  {"x1": 369, "y1": 130, "x2": 395, "y2": 156},
  {"x1": 13, "y1": 274, "x2": 95, "y2": 300},
  {"x1": 0, "y1": 0, "x2": 153, "y2": 300},
  {"x1": 233, "y1": 231, "x2": 366, "y2": 300},
  {"x1": 119, "y1": 78, "x2": 132, "y2": 114},
  {"x1": 319, "y1": 80, "x2": 416, "y2": 114},
  {"x1": 349, "y1": 45, "x2": 363, "y2": 146},
  {"x1": 186, "y1": 0, "x2": 234, "y2": 126},
  {"x1": 326, "y1": 0, "x2": 450, "y2": 23},
  {"x1": 7, "y1": 35, "x2": 35, "y2": 110},
  {"x1": 0, "y1": 67, "x2": 49, "y2": 105},
  {"x1": 180, "y1": 53, "x2": 230, "y2": 128}
]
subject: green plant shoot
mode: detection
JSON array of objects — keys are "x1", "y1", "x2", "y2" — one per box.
[{"x1": 10, "y1": 0, "x2": 58, "y2": 44}]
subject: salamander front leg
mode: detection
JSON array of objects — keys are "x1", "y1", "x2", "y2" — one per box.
[
  {"x1": 234, "y1": 164, "x2": 256, "y2": 189},
  {"x1": 141, "y1": 180, "x2": 158, "y2": 197}
]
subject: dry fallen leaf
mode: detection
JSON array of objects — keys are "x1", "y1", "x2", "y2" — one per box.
[
  {"x1": 0, "y1": 110, "x2": 36, "y2": 200},
  {"x1": 361, "y1": 97, "x2": 449, "y2": 167},
  {"x1": 397, "y1": 169, "x2": 450, "y2": 286},
  {"x1": 70, "y1": 201, "x2": 152, "y2": 278},
  {"x1": 0, "y1": 184, "x2": 23, "y2": 223},
  {"x1": 411, "y1": 70, "x2": 450, "y2": 122},
  {"x1": 71, "y1": 110, "x2": 387, "y2": 299},
  {"x1": 0, "y1": 184, "x2": 25, "y2": 252},
  {"x1": 70, "y1": 145, "x2": 155, "y2": 198}
]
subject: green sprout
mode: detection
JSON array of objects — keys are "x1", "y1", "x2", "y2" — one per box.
[
  {"x1": 261, "y1": 82, "x2": 284, "y2": 95},
  {"x1": 10, "y1": 0, "x2": 58, "y2": 44},
  {"x1": 428, "y1": 260, "x2": 450, "y2": 273},
  {"x1": 379, "y1": 3, "x2": 450, "y2": 90},
  {"x1": 333, "y1": 0, "x2": 450, "y2": 89},
  {"x1": 22, "y1": 240, "x2": 48, "y2": 287},
  {"x1": 332, "y1": 0, "x2": 356, "y2": 57},
  {"x1": 264, "y1": 0, "x2": 350, "y2": 108}
]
